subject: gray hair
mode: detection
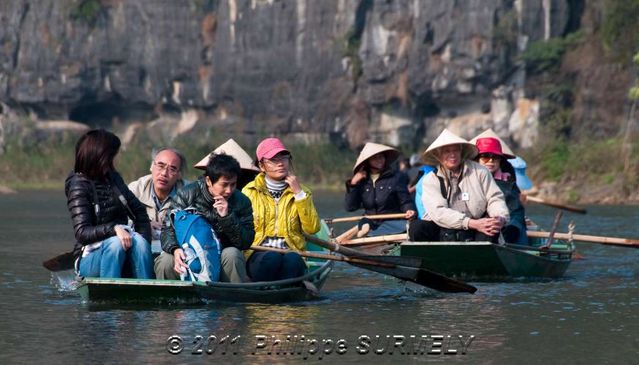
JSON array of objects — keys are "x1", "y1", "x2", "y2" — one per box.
[{"x1": 151, "y1": 147, "x2": 187, "y2": 175}]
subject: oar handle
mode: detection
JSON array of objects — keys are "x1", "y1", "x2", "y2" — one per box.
[
  {"x1": 527, "y1": 231, "x2": 639, "y2": 248},
  {"x1": 526, "y1": 196, "x2": 587, "y2": 214},
  {"x1": 340, "y1": 233, "x2": 408, "y2": 246},
  {"x1": 325, "y1": 213, "x2": 407, "y2": 224}
]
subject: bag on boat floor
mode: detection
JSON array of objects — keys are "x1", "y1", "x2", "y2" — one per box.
[{"x1": 172, "y1": 209, "x2": 221, "y2": 282}]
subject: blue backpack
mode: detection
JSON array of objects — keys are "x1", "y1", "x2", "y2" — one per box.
[{"x1": 172, "y1": 209, "x2": 221, "y2": 282}]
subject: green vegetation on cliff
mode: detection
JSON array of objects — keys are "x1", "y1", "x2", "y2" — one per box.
[{"x1": 0, "y1": 134, "x2": 357, "y2": 191}]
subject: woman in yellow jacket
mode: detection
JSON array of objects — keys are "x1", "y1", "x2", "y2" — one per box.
[{"x1": 242, "y1": 137, "x2": 320, "y2": 281}]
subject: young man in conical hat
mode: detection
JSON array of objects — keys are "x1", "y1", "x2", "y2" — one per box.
[
  {"x1": 408, "y1": 129, "x2": 509, "y2": 242},
  {"x1": 345, "y1": 142, "x2": 416, "y2": 237}
]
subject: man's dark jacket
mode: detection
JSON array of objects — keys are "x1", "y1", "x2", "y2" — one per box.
[{"x1": 161, "y1": 178, "x2": 255, "y2": 254}]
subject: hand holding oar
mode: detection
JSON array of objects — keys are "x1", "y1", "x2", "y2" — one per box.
[
  {"x1": 525, "y1": 196, "x2": 587, "y2": 214},
  {"x1": 324, "y1": 213, "x2": 407, "y2": 225},
  {"x1": 528, "y1": 231, "x2": 639, "y2": 248},
  {"x1": 303, "y1": 234, "x2": 477, "y2": 294}
]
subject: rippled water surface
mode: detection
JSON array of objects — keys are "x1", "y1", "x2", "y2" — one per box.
[{"x1": 1, "y1": 191, "x2": 638, "y2": 364}]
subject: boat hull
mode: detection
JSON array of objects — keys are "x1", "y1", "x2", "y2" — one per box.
[
  {"x1": 76, "y1": 260, "x2": 333, "y2": 304},
  {"x1": 399, "y1": 240, "x2": 573, "y2": 280}
]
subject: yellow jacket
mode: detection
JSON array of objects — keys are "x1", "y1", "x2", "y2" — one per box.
[{"x1": 242, "y1": 173, "x2": 320, "y2": 258}]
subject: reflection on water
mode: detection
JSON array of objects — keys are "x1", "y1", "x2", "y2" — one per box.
[{"x1": 1, "y1": 191, "x2": 638, "y2": 363}]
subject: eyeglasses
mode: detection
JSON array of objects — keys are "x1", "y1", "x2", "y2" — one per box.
[
  {"x1": 153, "y1": 161, "x2": 180, "y2": 176},
  {"x1": 478, "y1": 154, "x2": 502, "y2": 162},
  {"x1": 263, "y1": 155, "x2": 291, "y2": 165}
]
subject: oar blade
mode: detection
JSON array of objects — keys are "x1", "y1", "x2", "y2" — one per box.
[
  {"x1": 350, "y1": 262, "x2": 476, "y2": 294},
  {"x1": 42, "y1": 251, "x2": 75, "y2": 272},
  {"x1": 415, "y1": 267, "x2": 478, "y2": 294},
  {"x1": 303, "y1": 233, "x2": 476, "y2": 293},
  {"x1": 356, "y1": 255, "x2": 422, "y2": 268}
]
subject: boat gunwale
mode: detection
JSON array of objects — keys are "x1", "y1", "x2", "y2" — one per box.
[{"x1": 77, "y1": 260, "x2": 334, "y2": 290}]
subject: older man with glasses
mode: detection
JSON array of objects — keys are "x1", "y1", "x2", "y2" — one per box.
[{"x1": 128, "y1": 148, "x2": 188, "y2": 278}]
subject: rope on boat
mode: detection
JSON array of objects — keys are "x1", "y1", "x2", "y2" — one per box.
[{"x1": 567, "y1": 221, "x2": 576, "y2": 252}]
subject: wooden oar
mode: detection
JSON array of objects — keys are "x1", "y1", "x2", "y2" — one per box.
[
  {"x1": 541, "y1": 211, "x2": 563, "y2": 249},
  {"x1": 341, "y1": 233, "x2": 408, "y2": 246},
  {"x1": 335, "y1": 225, "x2": 359, "y2": 243},
  {"x1": 526, "y1": 196, "x2": 587, "y2": 214},
  {"x1": 42, "y1": 251, "x2": 75, "y2": 272},
  {"x1": 303, "y1": 234, "x2": 477, "y2": 294},
  {"x1": 527, "y1": 231, "x2": 639, "y2": 248},
  {"x1": 251, "y1": 246, "x2": 415, "y2": 268},
  {"x1": 324, "y1": 213, "x2": 406, "y2": 224}
]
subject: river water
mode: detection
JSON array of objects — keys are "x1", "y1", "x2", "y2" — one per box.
[{"x1": 1, "y1": 190, "x2": 638, "y2": 364}]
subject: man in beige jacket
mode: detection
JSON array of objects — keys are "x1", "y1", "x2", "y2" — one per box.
[
  {"x1": 128, "y1": 148, "x2": 188, "y2": 261},
  {"x1": 408, "y1": 129, "x2": 509, "y2": 242}
]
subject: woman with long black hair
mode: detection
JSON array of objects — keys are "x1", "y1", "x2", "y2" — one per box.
[{"x1": 65, "y1": 129, "x2": 153, "y2": 278}]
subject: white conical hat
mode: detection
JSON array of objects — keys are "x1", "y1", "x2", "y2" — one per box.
[
  {"x1": 469, "y1": 128, "x2": 515, "y2": 157},
  {"x1": 194, "y1": 138, "x2": 259, "y2": 172},
  {"x1": 422, "y1": 129, "x2": 478, "y2": 166},
  {"x1": 352, "y1": 142, "x2": 399, "y2": 173}
]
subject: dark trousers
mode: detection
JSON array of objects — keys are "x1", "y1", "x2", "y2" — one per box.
[
  {"x1": 408, "y1": 220, "x2": 499, "y2": 243},
  {"x1": 247, "y1": 251, "x2": 306, "y2": 281}
]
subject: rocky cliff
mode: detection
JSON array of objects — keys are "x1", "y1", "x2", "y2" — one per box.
[{"x1": 0, "y1": 0, "x2": 584, "y2": 151}]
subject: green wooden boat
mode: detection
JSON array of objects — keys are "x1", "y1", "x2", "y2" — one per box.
[
  {"x1": 398, "y1": 238, "x2": 574, "y2": 280},
  {"x1": 74, "y1": 221, "x2": 335, "y2": 304},
  {"x1": 75, "y1": 259, "x2": 333, "y2": 304}
]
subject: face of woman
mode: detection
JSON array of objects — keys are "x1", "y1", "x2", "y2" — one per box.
[
  {"x1": 437, "y1": 144, "x2": 463, "y2": 171},
  {"x1": 478, "y1": 154, "x2": 501, "y2": 174},
  {"x1": 368, "y1": 153, "x2": 386, "y2": 172},
  {"x1": 259, "y1": 152, "x2": 291, "y2": 181}
]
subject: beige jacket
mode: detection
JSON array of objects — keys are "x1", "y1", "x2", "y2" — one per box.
[
  {"x1": 421, "y1": 160, "x2": 509, "y2": 229},
  {"x1": 127, "y1": 174, "x2": 187, "y2": 224}
]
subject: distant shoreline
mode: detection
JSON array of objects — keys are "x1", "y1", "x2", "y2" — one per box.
[{"x1": 0, "y1": 185, "x2": 17, "y2": 194}]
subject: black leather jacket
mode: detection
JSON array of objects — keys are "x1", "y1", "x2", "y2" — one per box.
[
  {"x1": 65, "y1": 171, "x2": 152, "y2": 259},
  {"x1": 160, "y1": 178, "x2": 255, "y2": 254},
  {"x1": 345, "y1": 169, "x2": 416, "y2": 215}
]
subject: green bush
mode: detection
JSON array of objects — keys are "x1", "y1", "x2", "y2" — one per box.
[
  {"x1": 341, "y1": 29, "x2": 363, "y2": 80},
  {"x1": 522, "y1": 32, "x2": 583, "y2": 74},
  {"x1": 601, "y1": 0, "x2": 639, "y2": 60},
  {"x1": 0, "y1": 133, "x2": 357, "y2": 191},
  {"x1": 71, "y1": 0, "x2": 103, "y2": 26}
]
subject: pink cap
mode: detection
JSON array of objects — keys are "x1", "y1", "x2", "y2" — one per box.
[{"x1": 256, "y1": 137, "x2": 290, "y2": 161}]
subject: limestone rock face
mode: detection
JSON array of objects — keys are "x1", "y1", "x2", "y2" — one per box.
[{"x1": 0, "y1": 0, "x2": 573, "y2": 150}]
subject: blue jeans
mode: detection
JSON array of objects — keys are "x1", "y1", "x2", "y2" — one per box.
[
  {"x1": 247, "y1": 251, "x2": 306, "y2": 281},
  {"x1": 78, "y1": 233, "x2": 154, "y2": 279},
  {"x1": 369, "y1": 219, "x2": 407, "y2": 236}
]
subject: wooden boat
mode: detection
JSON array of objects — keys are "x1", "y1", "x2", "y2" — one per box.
[
  {"x1": 398, "y1": 237, "x2": 574, "y2": 280},
  {"x1": 73, "y1": 221, "x2": 335, "y2": 304},
  {"x1": 75, "y1": 260, "x2": 333, "y2": 304}
]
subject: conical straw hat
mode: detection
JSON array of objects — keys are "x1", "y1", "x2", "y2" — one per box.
[
  {"x1": 469, "y1": 128, "x2": 515, "y2": 157},
  {"x1": 353, "y1": 142, "x2": 399, "y2": 173},
  {"x1": 422, "y1": 129, "x2": 478, "y2": 166},
  {"x1": 194, "y1": 138, "x2": 259, "y2": 172}
]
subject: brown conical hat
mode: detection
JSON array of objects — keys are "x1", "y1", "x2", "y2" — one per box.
[
  {"x1": 469, "y1": 128, "x2": 515, "y2": 157},
  {"x1": 194, "y1": 138, "x2": 259, "y2": 172},
  {"x1": 422, "y1": 129, "x2": 478, "y2": 166},
  {"x1": 353, "y1": 142, "x2": 399, "y2": 173}
]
